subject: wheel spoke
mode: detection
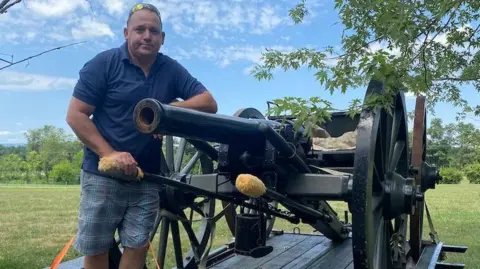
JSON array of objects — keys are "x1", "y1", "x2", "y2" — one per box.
[
  {"x1": 379, "y1": 114, "x2": 386, "y2": 174},
  {"x1": 165, "y1": 136, "x2": 174, "y2": 173},
  {"x1": 384, "y1": 112, "x2": 393, "y2": 174},
  {"x1": 190, "y1": 203, "x2": 206, "y2": 218},
  {"x1": 180, "y1": 215, "x2": 202, "y2": 260},
  {"x1": 174, "y1": 138, "x2": 187, "y2": 172},
  {"x1": 157, "y1": 217, "x2": 170, "y2": 269},
  {"x1": 389, "y1": 108, "x2": 402, "y2": 165},
  {"x1": 181, "y1": 151, "x2": 201, "y2": 174},
  {"x1": 170, "y1": 221, "x2": 184, "y2": 268},
  {"x1": 389, "y1": 140, "x2": 405, "y2": 173}
]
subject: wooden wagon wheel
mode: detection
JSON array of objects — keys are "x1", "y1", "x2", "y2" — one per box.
[
  {"x1": 351, "y1": 80, "x2": 411, "y2": 269},
  {"x1": 221, "y1": 108, "x2": 278, "y2": 239},
  {"x1": 409, "y1": 96, "x2": 427, "y2": 261}
]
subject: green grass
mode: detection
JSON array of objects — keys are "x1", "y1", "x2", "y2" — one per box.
[{"x1": 0, "y1": 181, "x2": 478, "y2": 269}]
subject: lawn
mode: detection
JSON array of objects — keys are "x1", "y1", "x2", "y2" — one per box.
[{"x1": 0, "y1": 181, "x2": 478, "y2": 269}]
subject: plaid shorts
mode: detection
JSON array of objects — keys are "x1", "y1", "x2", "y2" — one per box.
[{"x1": 74, "y1": 170, "x2": 160, "y2": 256}]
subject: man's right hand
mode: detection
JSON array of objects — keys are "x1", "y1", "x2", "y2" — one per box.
[{"x1": 103, "y1": 151, "x2": 138, "y2": 176}]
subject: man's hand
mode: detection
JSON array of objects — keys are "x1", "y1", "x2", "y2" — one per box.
[{"x1": 104, "y1": 151, "x2": 138, "y2": 176}]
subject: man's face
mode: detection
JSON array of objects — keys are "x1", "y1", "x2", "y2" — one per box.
[{"x1": 124, "y1": 9, "x2": 165, "y2": 59}]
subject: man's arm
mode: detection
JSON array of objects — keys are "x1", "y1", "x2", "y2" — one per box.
[
  {"x1": 66, "y1": 53, "x2": 137, "y2": 175},
  {"x1": 170, "y1": 91, "x2": 217, "y2": 113},
  {"x1": 66, "y1": 97, "x2": 115, "y2": 158}
]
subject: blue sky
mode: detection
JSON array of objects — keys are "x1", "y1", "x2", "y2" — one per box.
[{"x1": 0, "y1": 0, "x2": 478, "y2": 144}]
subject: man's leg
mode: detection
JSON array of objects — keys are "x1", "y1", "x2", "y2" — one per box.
[
  {"x1": 74, "y1": 170, "x2": 127, "y2": 269},
  {"x1": 118, "y1": 181, "x2": 159, "y2": 269}
]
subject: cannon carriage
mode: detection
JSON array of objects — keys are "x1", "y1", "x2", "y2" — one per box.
[{"x1": 53, "y1": 78, "x2": 468, "y2": 269}]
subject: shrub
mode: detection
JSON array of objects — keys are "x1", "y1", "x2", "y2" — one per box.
[
  {"x1": 464, "y1": 163, "x2": 480, "y2": 184},
  {"x1": 439, "y1": 167, "x2": 463, "y2": 184},
  {"x1": 49, "y1": 161, "x2": 80, "y2": 184}
]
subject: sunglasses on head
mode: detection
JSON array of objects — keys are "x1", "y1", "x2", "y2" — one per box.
[{"x1": 129, "y1": 3, "x2": 160, "y2": 17}]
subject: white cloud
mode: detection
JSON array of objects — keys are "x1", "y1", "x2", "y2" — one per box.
[
  {"x1": 102, "y1": 0, "x2": 128, "y2": 16},
  {"x1": 151, "y1": 0, "x2": 291, "y2": 37},
  {"x1": 0, "y1": 0, "x2": 114, "y2": 46},
  {"x1": 171, "y1": 44, "x2": 295, "y2": 69},
  {"x1": 6, "y1": 137, "x2": 26, "y2": 143},
  {"x1": 0, "y1": 71, "x2": 77, "y2": 92},
  {"x1": 0, "y1": 130, "x2": 27, "y2": 144},
  {"x1": 71, "y1": 17, "x2": 115, "y2": 40},
  {"x1": 27, "y1": 0, "x2": 90, "y2": 17}
]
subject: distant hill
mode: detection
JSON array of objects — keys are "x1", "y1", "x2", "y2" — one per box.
[{"x1": 1, "y1": 143, "x2": 26, "y2": 147}]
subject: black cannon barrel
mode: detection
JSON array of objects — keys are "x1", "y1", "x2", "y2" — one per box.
[{"x1": 133, "y1": 98, "x2": 280, "y2": 145}]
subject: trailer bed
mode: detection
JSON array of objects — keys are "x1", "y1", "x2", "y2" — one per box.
[
  {"x1": 49, "y1": 230, "x2": 466, "y2": 269},
  {"x1": 207, "y1": 231, "x2": 353, "y2": 269}
]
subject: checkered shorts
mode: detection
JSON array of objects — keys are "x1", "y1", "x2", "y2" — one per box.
[{"x1": 74, "y1": 170, "x2": 160, "y2": 256}]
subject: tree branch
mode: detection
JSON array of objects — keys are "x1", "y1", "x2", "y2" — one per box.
[
  {"x1": 0, "y1": 41, "x2": 86, "y2": 71},
  {"x1": 0, "y1": 0, "x2": 21, "y2": 14},
  {"x1": 434, "y1": 77, "x2": 480, "y2": 82},
  {"x1": 0, "y1": 57, "x2": 11, "y2": 64}
]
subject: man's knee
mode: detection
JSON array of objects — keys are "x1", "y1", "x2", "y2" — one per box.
[{"x1": 83, "y1": 251, "x2": 109, "y2": 269}]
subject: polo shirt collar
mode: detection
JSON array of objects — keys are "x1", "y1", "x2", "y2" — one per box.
[{"x1": 119, "y1": 42, "x2": 165, "y2": 68}]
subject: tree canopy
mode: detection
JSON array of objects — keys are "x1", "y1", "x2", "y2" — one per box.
[{"x1": 252, "y1": 0, "x2": 480, "y2": 131}]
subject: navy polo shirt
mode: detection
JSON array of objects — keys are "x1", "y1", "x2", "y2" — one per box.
[{"x1": 72, "y1": 42, "x2": 207, "y2": 175}]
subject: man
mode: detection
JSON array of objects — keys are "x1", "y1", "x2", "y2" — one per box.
[{"x1": 66, "y1": 3, "x2": 217, "y2": 269}]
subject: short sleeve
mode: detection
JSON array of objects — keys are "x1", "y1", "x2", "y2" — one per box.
[
  {"x1": 72, "y1": 53, "x2": 108, "y2": 107},
  {"x1": 174, "y1": 61, "x2": 207, "y2": 100}
]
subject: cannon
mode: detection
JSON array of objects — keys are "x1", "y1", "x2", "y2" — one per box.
[{"x1": 54, "y1": 78, "x2": 467, "y2": 269}]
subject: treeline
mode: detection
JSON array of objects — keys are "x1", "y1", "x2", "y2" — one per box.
[
  {"x1": 0, "y1": 118, "x2": 479, "y2": 185},
  {"x1": 0, "y1": 126, "x2": 83, "y2": 184},
  {"x1": 0, "y1": 125, "x2": 200, "y2": 185},
  {"x1": 424, "y1": 118, "x2": 480, "y2": 184}
]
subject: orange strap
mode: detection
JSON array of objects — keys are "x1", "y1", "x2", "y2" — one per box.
[
  {"x1": 50, "y1": 235, "x2": 76, "y2": 269},
  {"x1": 148, "y1": 241, "x2": 161, "y2": 269},
  {"x1": 50, "y1": 235, "x2": 161, "y2": 269}
]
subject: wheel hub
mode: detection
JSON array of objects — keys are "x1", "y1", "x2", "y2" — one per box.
[{"x1": 384, "y1": 172, "x2": 416, "y2": 219}]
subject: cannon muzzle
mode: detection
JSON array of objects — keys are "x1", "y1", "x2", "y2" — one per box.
[{"x1": 133, "y1": 98, "x2": 280, "y2": 145}]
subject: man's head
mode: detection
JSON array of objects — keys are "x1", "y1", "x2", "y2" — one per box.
[{"x1": 124, "y1": 3, "x2": 165, "y2": 61}]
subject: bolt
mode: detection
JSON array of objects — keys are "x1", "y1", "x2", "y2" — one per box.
[{"x1": 403, "y1": 185, "x2": 413, "y2": 195}]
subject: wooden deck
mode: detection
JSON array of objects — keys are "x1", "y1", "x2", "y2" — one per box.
[
  {"x1": 208, "y1": 232, "x2": 353, "y2": 269},
  {"x1": 49, "y1": 230, "x2": 465, "y2": 269},
  {"x1": 50, "y1": 232, "x2": 353, "y2": 269}
]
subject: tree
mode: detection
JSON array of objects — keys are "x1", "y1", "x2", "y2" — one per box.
[
  {"x1": 49, "y1": 160, "x2": 80, "y2": 184},
  {"x1": 252, "y1": 1, "x2": 480, "y2": 134},
  {"x1": 0, "y1": 153, "x2": 26, "y2": 182},
  {"x1": 426, "y1": 117, "x2": 480, "y2": 168},
  {"x1": 0, "y1": 0, "x2": 21, "y2": 14},
  {"x1": 427, "y1": 118, "x2": 455, "y2": 167},
  {"x1": 25, "y1": 150, "x2": 42, "y2": 182},
  {"x1": 24, "y1": 125, "x2": 82, "y2": 179}
]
